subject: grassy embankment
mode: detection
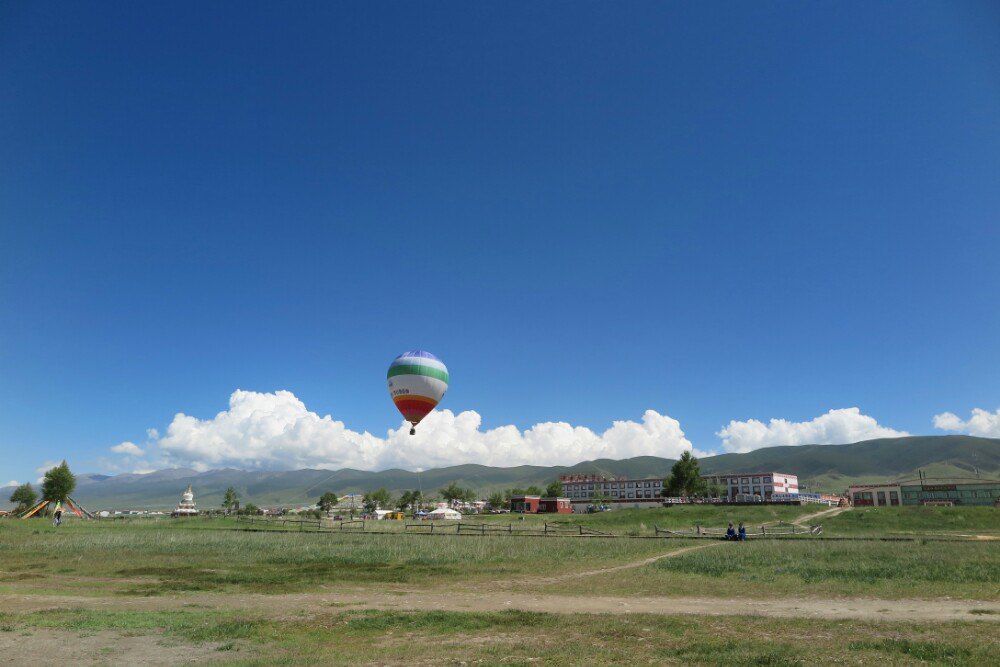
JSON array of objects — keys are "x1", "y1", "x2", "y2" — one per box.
[
  {"x1": 822, "y1": 505, "x2": 1000, "y2": 536},
  {"x1": 1, "y1": 607, "x2": 996, "y2": 665}
]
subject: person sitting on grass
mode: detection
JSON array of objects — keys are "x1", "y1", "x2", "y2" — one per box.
[
  {"x1": 725, "y1": 522, "x2": 736, "y2": 540},
  {"x1": 738, "y1": 522, "x2": 747, "y2": 541}
]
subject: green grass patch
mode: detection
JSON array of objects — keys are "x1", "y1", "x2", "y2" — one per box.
[{"x1": 848, "y1": 638, "x2": 972, "y2": 661}]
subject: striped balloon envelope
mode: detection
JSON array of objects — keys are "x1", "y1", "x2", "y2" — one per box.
[{"x1": 387, "y1": 351, "x2": 449, "y2": 435}]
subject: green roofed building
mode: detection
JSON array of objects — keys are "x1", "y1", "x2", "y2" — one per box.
[{"x1": 849, "y1": 478, "x2": 1000, "y2": 507}]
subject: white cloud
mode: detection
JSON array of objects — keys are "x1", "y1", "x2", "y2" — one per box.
[
  {"x1": 146, "y1": 428, "x2": 159, "y2": 440},
  {"x1": 111, "y1": 441, "x2": 144, "y2": 456},
  {"x1": 120, "y1": 389, "x2": 699, "y2": 472},
  {"x1": 716, "y1": 408, "x2": 908, "y2": 453},
  {"x1": 3, "y1": 480, "x2": 18, "y2": 488},
  {"x1": 933, "y1": 408, "x2": 1000, "y2": 438}
]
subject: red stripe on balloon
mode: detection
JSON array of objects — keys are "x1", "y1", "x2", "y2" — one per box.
[{"x1": 395, "y1": 399, "x2": 435, "y2": 414}]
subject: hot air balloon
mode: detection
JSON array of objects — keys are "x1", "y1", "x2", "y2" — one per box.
[{"x1": 387, "y1": 350, "x2": 449, "y2": 435}]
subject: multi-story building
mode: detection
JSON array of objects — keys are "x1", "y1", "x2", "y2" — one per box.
[
  {"x1": 700, "y1": 472, "x2": 799, "y2": 501},
  {"x1": 559, "y1": 474, "x2": 664, "y2": 511},
  {"x1": 849, "y1": 478, "x2": 1000, "y2": 507}
]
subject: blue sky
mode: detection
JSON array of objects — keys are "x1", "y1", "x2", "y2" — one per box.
[{"x1": 2, "y1": 2, "x2": 999, "y2": 483}]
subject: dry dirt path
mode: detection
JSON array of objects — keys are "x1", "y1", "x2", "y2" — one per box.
[
  {"x1": 3, "y1": 588, "x2": 997, "y2": 624},
  {"x1": 504, "y1": 542, "x2": 720, "y2": 586},
  {"x1": 792, "y1": 504, "x2": 850, "y2": 527}
]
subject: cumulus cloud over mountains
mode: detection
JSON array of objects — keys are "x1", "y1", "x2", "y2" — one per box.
[
  {"x1": 716, "y1": 407, "x2": 909, "y2": 454},
  {"x1": 123, "y1": 389, "x2": 698, "y2": 472},
  {"x1": 109, "y1": 390, "x2": 924, "y2": 472},
  {"x1": 933, "y1": 407, "x2": 1000, "y2": 437}
]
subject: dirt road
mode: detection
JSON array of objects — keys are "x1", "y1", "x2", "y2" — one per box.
[{"x1": 3, "y1": 588, "x2": 997, "y2": 623}]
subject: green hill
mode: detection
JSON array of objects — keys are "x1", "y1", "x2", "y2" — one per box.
[
  {"x1": 3, "y1": 435, "x2": 996, "y2": 510},
  {"x1": 698, "y1": 435, "x2": 1000, "y2": 493}
]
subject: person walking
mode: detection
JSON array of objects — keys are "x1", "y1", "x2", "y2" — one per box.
[{"x1": 52, "y1": 501, "x2": 63, "y2": 527}]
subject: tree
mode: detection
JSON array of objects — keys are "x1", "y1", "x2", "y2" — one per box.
[
  {"x1": 41, "y1": 461, "x2": 76, "y2": 503},
  {"x1": 397, "y1": 490, "x2": 423, "y2": 511},
  {"x1": 664, "y1": 451, "x2": 707, "y2": 497},
  {"x1": 440, "y1": 482, "x2": 474, "y2": 505},
  {"x1": 242, "y1": 503, "x2": 260, "y2": 515},
  {"x1": 591, "y1": 490, "x2": 612, "y2": 508},
  {"x1": 545, "y1": 480, "x2": 563, "y2": 498},
  {"x1": 318, "y1": 492, "x2": 339, "y2": 513},
  {"x1": 707, "y1": 483, "x2": 723, "y2": 499},
  {"x1": 363, "y1": 488, "x2": 393, "y2": 513},
  {"x1": 222, "y1": 487, "x2": 239, "y2": 512},
  {"x1": 525, "y1": 485, "x2": 544, "y2": 496},
  {"x1": 9, "y1": 483, "x2": 37, "y2": 513},
  {"x1": 487, "y1": 491, "x2": 507, "y2": 511}
]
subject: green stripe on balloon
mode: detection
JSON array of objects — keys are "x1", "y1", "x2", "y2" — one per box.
[{"x1": 386, "y1": 364, "x2": 450, "y2": 383}]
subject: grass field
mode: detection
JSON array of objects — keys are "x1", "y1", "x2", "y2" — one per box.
[
  {"x1": 822, "y1": 505, "x2": 1000, "y2": 536},
  {"x1": 0, "y1": 520, "x2": 683, "y2": 596},
  {"x1": 541, "y1": 538, "x2": 1000, "y2": 600},
  {"x1": 1, "y1": 607, "x2": 996, "y2": 665},
  {"x1": 2, "y1": 506, "x2": 998, "y2": 665}
]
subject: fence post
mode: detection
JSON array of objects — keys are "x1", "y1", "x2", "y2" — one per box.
[
  {"x1": 579, "y1": 525, "x2": 583, "y2": 535},
  {"x1": 696, "y1": 524, "x2": 701, "y2": 535}
]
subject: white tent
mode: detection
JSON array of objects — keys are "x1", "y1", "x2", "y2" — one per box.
[{"x1": 425, "y1": 507, "x2": 462, "y2": 521}]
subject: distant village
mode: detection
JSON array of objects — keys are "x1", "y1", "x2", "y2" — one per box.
[{"x1": 81, "y1": 467, "x2": 999, "y2": 521}]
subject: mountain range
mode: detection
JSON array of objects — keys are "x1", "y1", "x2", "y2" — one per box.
[{"x1": 3, "y1": 435, "x2": 997, "y2": 510}]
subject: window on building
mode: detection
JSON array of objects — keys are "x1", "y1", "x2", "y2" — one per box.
[
  {"x1": 741, "y1": 486, "x2": 749, "y2": 493},
  {"x1": 752, "y1": 487, "x2": 761, "y2": 495},
  {"x1": 741, "y1": 478, "x2": 749, "y2": 484},
  {"x1": 752, "y1": 477, "x2": 760, "y2": 484},
  {"x1": 876, "y1": 491, "x2": 886, "y2": 505},
  {"x1": 628, "y1": 493, "x2": 634, "y2": 499},
  {"x1": 763, "y1": 476, "x2": 771, "y2": 483},
  {"x1": 889, "y1": 491, "x2": 899, "y2": 506}
]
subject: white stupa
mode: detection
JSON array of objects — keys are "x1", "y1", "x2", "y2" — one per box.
[{"x1": 172, "y1": 485, "x2": 199, "y2": 517}]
